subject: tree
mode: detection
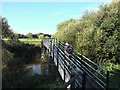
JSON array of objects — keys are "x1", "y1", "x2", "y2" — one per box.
[
  {"x1": 1, "y1": 17, "x2": 13, "y2": 38},
  {"x1": 0, "y1": 16, "x2": 2, "y2": 38},
  {"x1": 2, "y1": 47, "x2": 14, "y2": 68},
  {"x1": 39, "y1": 34, "x2": 44, "y2": 39},
  {"x1": 32, "y1": 34, "x2": 38, "y2": 39},
  {"x1": 53, "y1": 1, "x2": 120, "y2": 64},
  {"x1": 26, "y1": 33, "x2": 33, "y2": 39}
]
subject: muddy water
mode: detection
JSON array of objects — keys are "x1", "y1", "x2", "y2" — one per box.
[{"x1": 24, "y1": 54, "x2": 57, "y2": 76}]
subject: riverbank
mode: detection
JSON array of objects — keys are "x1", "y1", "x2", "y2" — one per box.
[{"x1": 2, "y1": 39, "x2": 63, "y2": 88}]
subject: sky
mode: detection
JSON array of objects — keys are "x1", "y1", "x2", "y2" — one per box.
[{"x1": 2, "y1": 1, "x2": 111, "y2": 35}]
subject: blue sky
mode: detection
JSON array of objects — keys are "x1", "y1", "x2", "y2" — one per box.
[{"x1": 2, "y1": 1, "x2": 111, "y2": 35}]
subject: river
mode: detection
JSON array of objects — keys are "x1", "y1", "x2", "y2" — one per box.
[{"x1": 24, "y1": 53, "x2": 57, "y2": 76}]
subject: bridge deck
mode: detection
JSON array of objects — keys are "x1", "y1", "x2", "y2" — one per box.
[{"x1": 42, "y1": 38, "x2": 51, "y2": 50}]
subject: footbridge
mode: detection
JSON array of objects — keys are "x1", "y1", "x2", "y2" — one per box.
[{"x1": 42, "y1": 38, "x2": 110, "y2": 89}]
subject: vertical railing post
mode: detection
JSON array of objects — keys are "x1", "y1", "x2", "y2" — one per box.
[
  {"x1": 70, "y1": 72, "x2": 75, "y2": 89},
  {"x1": 49, "y1": 38, "x2": 51, "y2": 57},
  {"x1": 82, "y1": 71, "x2": 86, "y2": 90},
  {"x1": 80, "y1": 56, "x2": 84, "y2": 76},
  {"x1": 54, "y1": 38, "x2": 56, "y2": 46},
  {"x1": 106, "y1": 71, "x2": 109, "y2": 90},
  {"x1": 63, "y1": 54, "x2": 66, "y2": 82},
  {"x1": 56, "y1": 39, "x2": 59, "y2": 70},
  {"x1": 52, "y1": 39, "x2": 54, "y2": 60},
  {"x1": 55, "y1": 38, "x2": 57, "y2": 46}
]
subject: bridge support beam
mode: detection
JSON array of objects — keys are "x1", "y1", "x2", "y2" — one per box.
[
  {"x1": 51, "y1": 45, "x2": 54, "y2": 60},
  {"x1": 57, "y1": 47, "x2": 59, "y2": 70},
  {"x1": 82, "y1": 71, "x2": 86, "y2": 90},
  {"x1": 106, "y1": 71, "x2": 109, "y2": 90},
  {"x1": 56, "y1": 39, "x2": 60, "y2": 70},
  {"x1": 70, "y1": 73, "x2": 75, "y2": 89},
  {"x1": 49, "y1": 38, "x2": 52, "y2": 57},
  {"x1": 63, "y1": 54, "x2": 66, "y2": 82}
]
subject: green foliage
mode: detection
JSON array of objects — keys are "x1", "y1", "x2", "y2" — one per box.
[
  {"x1": 19, "y1": 38, "x2": 41, "y2": 45},
  {"x1": 2, "y1": 39, "x2": 63, "y2": 88},
  {"x1": 39, "y1": 34, "x2": 44, "y2": 39},
  {"x1": 53, "y1": 2, "x2": 120, "y2": 89},
  {"x1": 53, "y1": 19, "x2": 78, "y2": 47},
  {"x1": 1, "y1": 17, "x2": 14, "y2": 38},
  {"x1": 2, "y1": 74, "x2": 63, "y2": 88},
  {"x1": 2, "y1": 47, "x2": 14, "y2": 68},
  {"x1": 2, "y1": 39, "x2": 41, "y2": 67},
  {"x1": 53, "y1": 1, "x2": 120, "y2": 65},
  {"x1": 26, "y1": 32, "x2": 33, "y2": 39}
]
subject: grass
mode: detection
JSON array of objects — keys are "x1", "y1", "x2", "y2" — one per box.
[
  {"x1": 98, "y1": 62, "x2": 120, "y2": 89},
  {"x1": 2, "y1": 38, "x2": 9, "y2": 41},
  {"x1": 19, "y1": 39, "x2": 42, "y2": 45},
  {"x1": 3, "y1": 38, "x2": 42, "y2": 45},
  {"x1": 19, "y1": 39, "x2": 41, "y2": 41}
]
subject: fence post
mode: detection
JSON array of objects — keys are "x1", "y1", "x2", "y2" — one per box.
[
  {"x1": 63, "y1": 54, "x2": 66, "y2": 82},
  {"x1": 52, "y1": 39, "x2": 55, "y2": 60},
  {"x1": 55, "y1": 38, "x2": 57, "y2": 46},
  {"x1": 82, "y1": 71, "x2": 86, "y2": 90},
  {"x1": 49, "y1": 38, "x2": 52, "y2": 58},
  {"x1": 106, "y1": 71, "x2": 109, "y2": 90},
  {"x1": 70, "y1": 72, "x2": 75, "y2": 89},
  {"x1": 57, "y1": 39, "x2": 59, "y2": 70},
  {"x1": 54, "y1": 38, "x2": 55, "y2": 46}
]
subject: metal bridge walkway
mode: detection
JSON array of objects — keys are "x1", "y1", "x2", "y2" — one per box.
[{"x1": 42, "y1": 38, "x2": 109, "y2": 90}]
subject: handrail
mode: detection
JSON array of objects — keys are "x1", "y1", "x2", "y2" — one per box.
[
  {"x1": 60, "y1": 72, "x2": 83, "y2": 88},
  {"x1": 44, "y1": 38, "x2": 110, "y2": 89},
  {"x1": 110, "y1": 70, "x2": 120, "y2": 74},
  {"x1": 73, "y1": 54, "x2": 106, "y2": 79},
  {"x1": 76, "y1": 52, "x2": 107, "y2": 71}
]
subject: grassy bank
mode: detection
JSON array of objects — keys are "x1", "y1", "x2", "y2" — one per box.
[
  {"x1": 2, "y1": 39, "x2": 63, "y2": 88},
  {"x1": 19, "y1": 39, "x2": 42, "y2": 45},
  {"x1": 3, "y1": 38, "x2": 42, "y2": 45}
]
